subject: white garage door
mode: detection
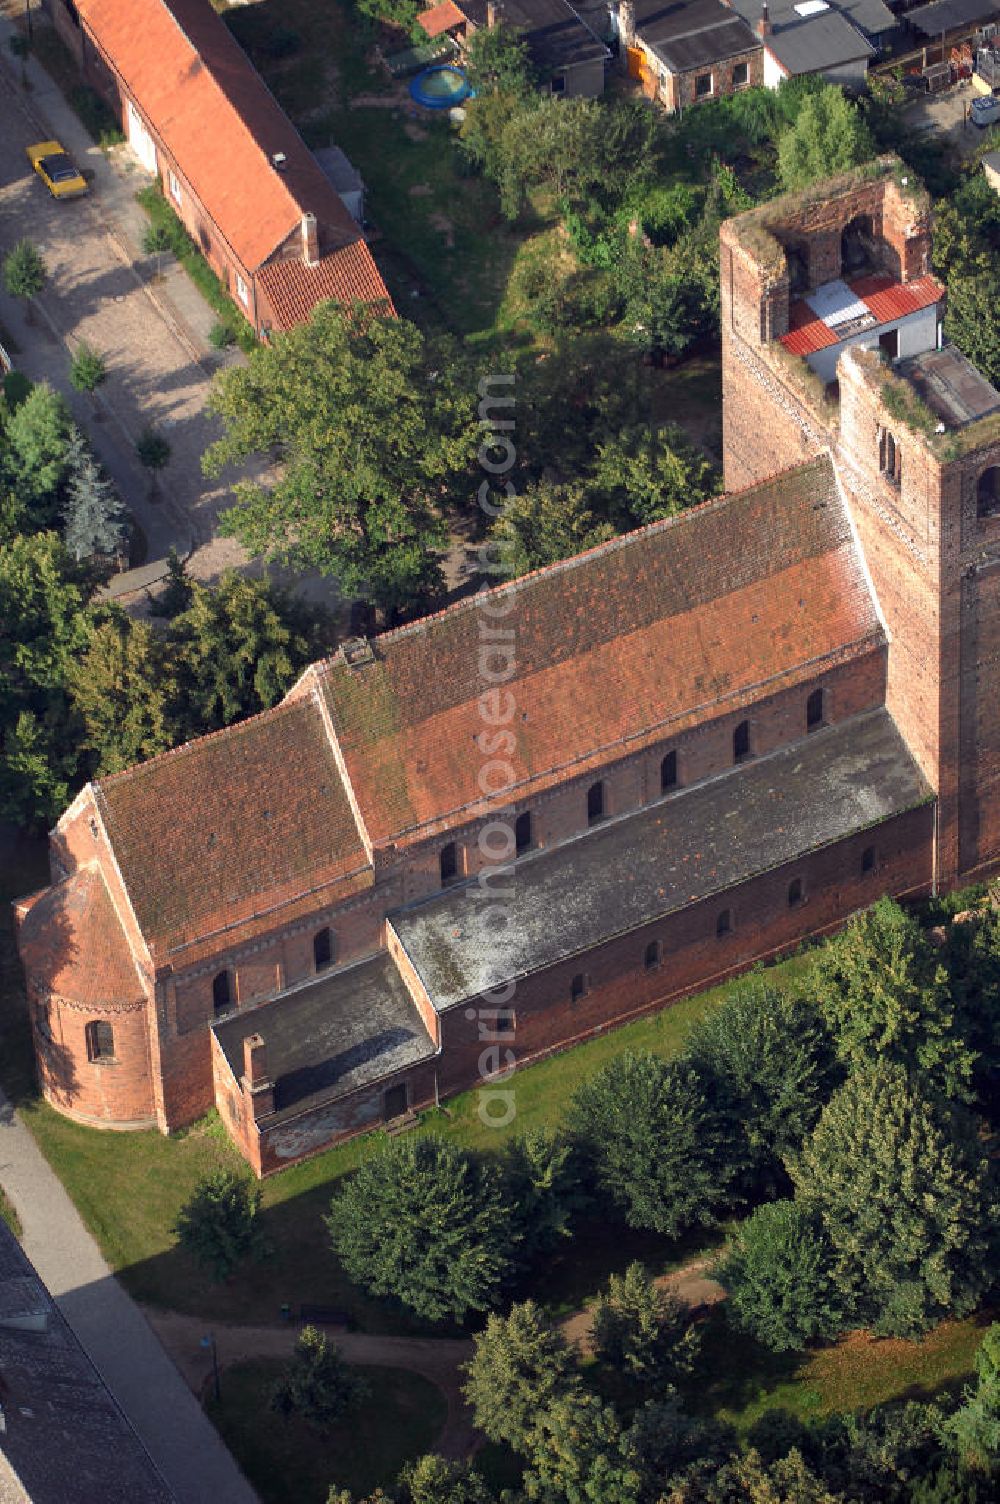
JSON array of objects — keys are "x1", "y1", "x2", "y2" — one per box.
[{"x1": 126, "y1": 99, "x2": 158, "y2": 175}]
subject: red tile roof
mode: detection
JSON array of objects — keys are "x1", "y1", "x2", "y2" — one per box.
[
  {"x1": 76, "y1": 0, "x2": 391, "y2": 320},
  {"x1": 18, "y1": 868, "x2": 145, "y2": 1008},
  {"x1": 418, "y1": 0, "x2": 466, "y2": 35},
  {"x1": 781, "y1": 274, "x2": 945, "y2": 357},
  {"x1": 94, "y1": 697, "x2": 372, "y2": 966},
  {"x1": 257, "y1": 245, "x2": 395, "y2": 331},
  {"x1": 316, "y1": 457, "x2": 885, "y2": 848}
]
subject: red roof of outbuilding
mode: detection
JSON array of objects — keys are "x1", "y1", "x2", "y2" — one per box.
[
  {"x1": 76, "y1": 0, "x2": 391, "y2": 321},
  {"x1": 781, "y1": 274, "x2": 945, "y2": 358},
  {"x1": 257, "y1": 247, "x2": 395, "y2": 331},
  {"x1": 418, "y1": 0, "x2": 466, "y2": 36}
]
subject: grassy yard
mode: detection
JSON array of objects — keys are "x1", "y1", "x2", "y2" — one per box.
[
  {"x1": 687, "y1": 1305, "x2": 989, "y2": 1431},
  {"x1": 206, "y1": 1360, "x2": 447, "y2": 1502},
  {"x1": 0, "y1": 822, "x2": 809, "y2": 1330}
]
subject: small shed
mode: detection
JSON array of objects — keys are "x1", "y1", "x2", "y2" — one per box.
[{"x1": 313, "y1": 145, "x2": 366, "y2": 225}]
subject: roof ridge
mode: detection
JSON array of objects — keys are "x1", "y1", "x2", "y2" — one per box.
[
  {"x1": 140, "y1": 0, "x2": 304, "y2": 267},
  {"x1": 364, "y1": 453, "x2": 834, "y2": 652},
  {"x1": 96, "y1": 694, "x2": 313, "y2": 792}
]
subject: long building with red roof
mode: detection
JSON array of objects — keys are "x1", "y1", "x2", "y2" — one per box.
[
  {"x1": 45, "y1": 0, "x2": 392, "y2": 334},
  {"x1": 15, "y1": 160, "x2": 1000, "y2": 1173}
]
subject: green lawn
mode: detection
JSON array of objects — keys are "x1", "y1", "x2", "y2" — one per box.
[
  {"x1": 0, "y1": 822, "x2": 810, "y2": 1330},
  {"x1": 206, "y1": 1360, "x2": 447, "y2": 1503},
  {"x1": 687, "y1": 1304, "x2": 989, "y2": 1430}
]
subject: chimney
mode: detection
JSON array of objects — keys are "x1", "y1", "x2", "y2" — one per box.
[
  {"x1": 618, "y1": 0, "x2": 635, "y2": 54},
  {"x1": 301, "y1": 212, "x2": 319, "y2": 268},
  {"x1": 242, "y1": 1032, "x2": 274, "y2": 1119},
  {"x1": 756, "y1": 0, "x2": 771, "y2": 36}
]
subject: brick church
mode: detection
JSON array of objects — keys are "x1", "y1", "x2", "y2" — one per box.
[{"x1": 16, "y1": 159, "x2": 1000, "y2": 1174}]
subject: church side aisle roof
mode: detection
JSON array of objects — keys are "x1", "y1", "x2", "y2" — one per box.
[{"x1": 390, "y1": 708, "x2": 933, "y2": 1011}]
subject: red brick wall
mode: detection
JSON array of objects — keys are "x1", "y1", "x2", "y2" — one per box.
[
  {"x1": 34, "y1": 994, "x2": 156, "y2": 1128},
  {"x1": 434, "y1": 802, "x2": 934, "y2": 1102}
]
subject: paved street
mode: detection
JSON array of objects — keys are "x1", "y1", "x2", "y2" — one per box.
[
  {"x1": 0, "y1": 1087, "x2": 259, "y2": 1503},
  {"x1": 0, "y1": 17, "x2": 253, "y2": 582}
]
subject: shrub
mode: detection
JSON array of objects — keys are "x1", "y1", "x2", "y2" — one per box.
[
  {"x1": 2, "y1": 370, "x2": 32, "y2": 411},
  {"x1": 69, "y1": 341, "x2": 108, "y2": 394},
  {"x1": 208, "y1": 321, "x2": 236, "y2": 350}
]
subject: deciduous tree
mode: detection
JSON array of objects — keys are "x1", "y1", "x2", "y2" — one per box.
[
  {"x1": 173, "y1": 1169, "x2": 267, "y2": 1282},
  {"x1": 569, "y1": 1053, "x2": 733, "y2": 1236},
  {"x1": 205, "y1": 305, "x2": 477, "y2": 621},
  {"x1": 326, "y1": 1137, "x2": 516, "y2": 1323},
  {"x1": 718, "y1": 1200, "x2": 845, "y2": 1352}
]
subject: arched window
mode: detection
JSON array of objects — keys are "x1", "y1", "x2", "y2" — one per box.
[
  {"x1": 787, "y1": 877, "x2": 803, "y2": 907},
  {"x1": 587, "y1": 781, "x2": 605, "y2": 826},
  {"x1": 733, "y1": 720, "x2": 750, "y2": 763},
  {"x1": 440, "y1": 842, "x2": 458, "y2": 886},
  {"x1": 862, "y1": 845, "x2": 876, "y2": 874},
  {"x1": 879, "y1": 429, "x2": 900, "y2": 484},
  {"x1": 716, "y1": 908, "x2": 732, "y2": 938},
  {"x1": 806, "y1": 688, "x2": 824, "y2": 731},
  {"x1": 85, "y1": 1019, "x2": 115, "y2": 1062},
  {"x1": 212, "y1": 969, "x2": 232, "y2": 1015},
  {"x1": 660, "y1": 750, "x2": 677, "y2": 792},
  {"x1": 515, "y1": 811, "x2": 532, "y2": 855},
  {"x1": 840, "y1": 213, "x2": 875, "y2": 276},
  {"x1": 977, "y1": 466, "x2": 1000, "y2": 519},
  {"x1": 570, "y1": 972, "x2": 588, "y2": 1002},
  {"x1": 313, "y1": 927, "x2": 334, "y2": 971},
  {"x1": 644, "y1": 940, "x2": 661, "y2": 971}
]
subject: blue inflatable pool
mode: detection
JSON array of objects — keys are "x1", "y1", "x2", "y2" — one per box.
[{"x1": 409, "y1": 65, "x2": 470, "y2": 109}]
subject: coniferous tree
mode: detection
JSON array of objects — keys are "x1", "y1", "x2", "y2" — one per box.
[
  {"x1": 270, "y1": 1325, "x2": 368, "y2": 1430},
  {"x1": 592, "y1": 1262, "x2": 700, "y2": 1388},
  {"x1": 790, "y1": 1063, "x2": 994, "y2": 1336},
  {"x1": 949, "y1": 1322, "x2": 1000, "y2": 1474},
  {"x1": 69, "y1": 613, "x2": 173, "y2": 774},
  {"x1": 463, "y1": 1300, "x2": 577, "y2": 1451},
  {"x1": 61, "y1": 432, "x2": 127, "y2": 563}
]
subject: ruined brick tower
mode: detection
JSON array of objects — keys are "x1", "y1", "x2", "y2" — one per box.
[{"x1": 721, "y1": 158, "x2": 1000, "y2": 887}]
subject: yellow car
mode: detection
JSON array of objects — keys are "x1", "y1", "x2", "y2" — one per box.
[{"x1": 26, "y1": 140, "x2": 89, "y2": 200}]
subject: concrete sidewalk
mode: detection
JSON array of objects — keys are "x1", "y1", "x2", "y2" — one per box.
[{"x1": 0, "y1": 1088, "x2": 259, "y2": 1504}]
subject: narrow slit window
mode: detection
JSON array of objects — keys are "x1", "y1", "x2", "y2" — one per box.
[
  {"x1": 570, "y1": 972, "x2": 587, "y2": 1003},
  {"x1": 716, "y1": 908, "x2": 732, "y2": 938},
  {"x1": 807, "y1": 688, "x2": 824, "y2": 731},
  {"x1": 440, "y1": 841, "x2": 458, "y2": 886},
  {"x1": 587, "y1": 781, "x2": 605, "y2": 826},
  {"x1": 644, "y1": 940, "x2": 661, "y2": 971},
  {"x1": 313, "y1": 927, "x2": 334, "y2": 971},
  {"x1": 788, "y1": 877, "x2": 803, "y2": 907},
  {"x1": 862, "y1": 845, "x2": 876, "y2": 874},
  {"x1": 515, "y1": 811, "x2": 532, "y2": 855},
  {"x1": 212, "y1": 969, "x2": 232, "y2": 1015},
  {"x1": 733, "y1": 720, "x2": 750, "y2": 763},
  {"x1": 660, "y1": 750, "x2": 677, "y2": 792}
]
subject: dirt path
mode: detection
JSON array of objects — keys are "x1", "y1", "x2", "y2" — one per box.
[
  {"x1": 559, "y1": 1258, "x2": 726, "y2": 1352},
  {"x1": 146, "y1": 1255, "x2": 726, "y2": 1466},
  {"x1": 145, "y1": 1310, "x2": 478, "y2": 1460}
]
